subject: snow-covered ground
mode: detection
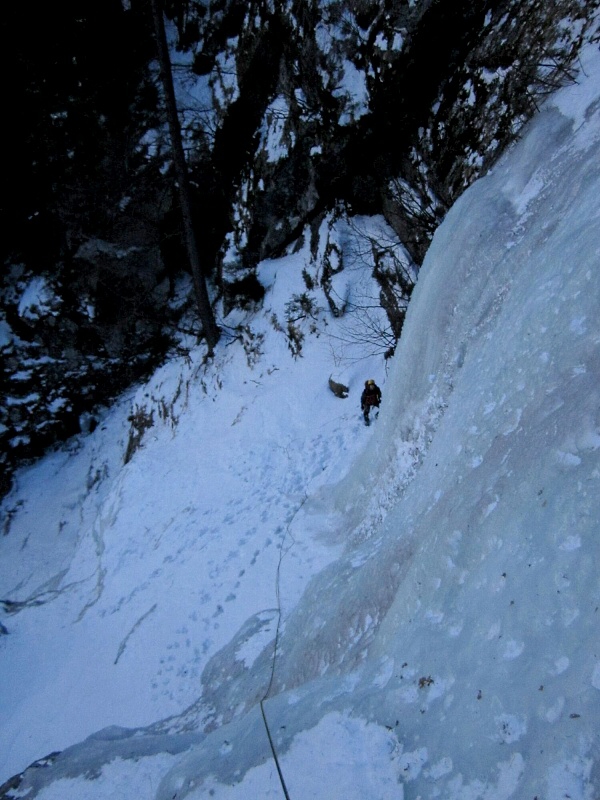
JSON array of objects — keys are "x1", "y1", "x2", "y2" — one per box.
[{"x1": 1, "y1": 43, "x2": 599, "y2": 800}]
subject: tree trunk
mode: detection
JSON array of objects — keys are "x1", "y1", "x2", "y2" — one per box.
[{"x1": 150, "y1": 0, "x2": 220, "y2": 353}]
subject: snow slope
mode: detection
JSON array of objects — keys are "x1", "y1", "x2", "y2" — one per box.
[{"x1": 1, "y1": 43, "x2": 599, "y2": 800}]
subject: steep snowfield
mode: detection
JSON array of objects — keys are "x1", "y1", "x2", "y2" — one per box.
[{"x1": 1, "y1": 44, "x2": 599, "y2": 800}]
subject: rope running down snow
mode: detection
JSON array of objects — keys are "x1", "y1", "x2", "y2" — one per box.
[{"x1": 259, "y1": 494, "x2": 307, "y2": 800}]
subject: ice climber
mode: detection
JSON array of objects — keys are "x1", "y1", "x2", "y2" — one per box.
[{"x1": 360, "y1": 379, "x2": 382, "y2": 425}]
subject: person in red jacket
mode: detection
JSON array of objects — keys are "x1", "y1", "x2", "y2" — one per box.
[{"x1": 360, "y1": 379, "x2": 382, "y2": 425}]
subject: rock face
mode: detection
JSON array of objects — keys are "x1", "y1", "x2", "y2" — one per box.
[
  {"x1": 1, "y1": 0, "x2": 596, "y2": 495},
  {"x1": 0, "y1": 190, "x2": 175, "y2": 496}
]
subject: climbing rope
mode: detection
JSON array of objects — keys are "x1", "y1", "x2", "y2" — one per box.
[
  {"x1": 258, "y1": 495, "x2": 307, "y2": 800},
  {"x1": 259, "y1": 699, "x2": 292, "y2": 800}
]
